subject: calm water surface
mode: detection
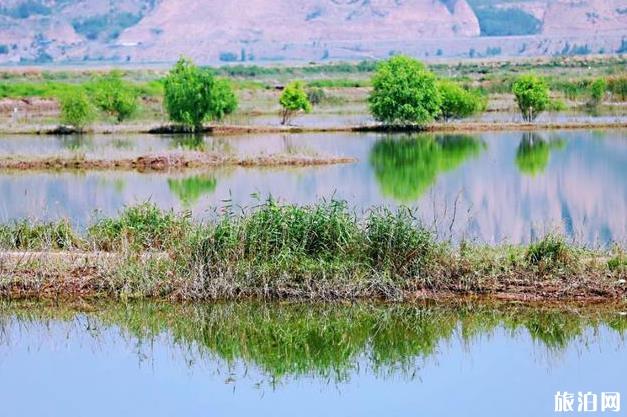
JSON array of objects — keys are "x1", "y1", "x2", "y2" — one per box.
[
  {"x1": 0, "y1": 302, "x2": 625, "y2": 417},
  {"x1": 0, "y1": 129, "x2": 625, "y2": 244}
]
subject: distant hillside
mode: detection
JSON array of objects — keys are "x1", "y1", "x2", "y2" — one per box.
[{"x1": 0, "y1": 0, "x2": 625, "y2": 64}]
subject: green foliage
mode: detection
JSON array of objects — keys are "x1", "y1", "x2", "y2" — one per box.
[
  {"x1": 59, "y1": 89, "x2": 96, "y2": 130},
  {"x1": 588, "y1": 78, "x2": 607, "y2": 106},
  {"x1": 90, "y1": 70, "x2": 138, "y2": 122},
  {"x1": 370, "y1": 135, "x2": 485, "y2": 201},
  {"x1": 88, "y1": 203, "x2": 190, "y2": 251},
  {"x1": 474, "y1": 7, "x2": 542, "y2": 36},
  {"x1": 512, "y1": 74, "x2": 550, "y2": 122},
  {"x1": 607, "y1": 75, "x2": 627, "y2": 101},
  {"x1": 168, "y1": 175, "x2": 217, "y2": 206},
  {"x1": 279, "y1": 81, "x2": 312, "y2": 125},
  {"x1": 163, "y1": 57, "x2": 238, "y2": 130},
  {"x1": 306, "y1": 87, "x2": 326, "y2": 106},
  {"x1": 0, "y1": 219, "x2": 80, "y2": 250},
  {"x1": 437, "y1": 80, "x2": 487, "y2": 121},
  {"x1": 307, "y1": 79, "x2": 369, "y2": 88},
  {"x1": 368, "y1": 56, "x2": 441, "y2": 125},
  {"x1": 525, "y1": 234, "x2": 574, "y2": 271}
]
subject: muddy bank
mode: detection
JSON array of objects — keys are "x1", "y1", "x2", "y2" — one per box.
[
  {"x1": 0, "y1": 152, "x2": 357, "y2": 171},
  {"x1": 1, "y1": 250, "x2": 624, "y2": 303},
  {"x1": 1, "y1": 119, "x2": 626, "y2": 136}
]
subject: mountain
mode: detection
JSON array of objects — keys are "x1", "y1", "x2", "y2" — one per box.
[{"x1": 0, "y1": 0, "x2": 625, "y2": 64}]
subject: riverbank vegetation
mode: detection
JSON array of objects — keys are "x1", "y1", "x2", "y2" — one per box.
[
  {"x1": 0, "y1": 201, "x2": 624, "y2": 302},
  {"x1": 0, "y1": 55, "x2": 624, "y2": 133}
]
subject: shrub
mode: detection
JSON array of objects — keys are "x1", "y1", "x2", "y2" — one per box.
[
  {"x1": 59, "y1": 89, "x2": 96, "y2": 131},
  {"x1": 306, "y1": 87, "x2": 326, "y2": 105},
  {"x1": 163, "y1": 57, "x2": 238, "y2": 130},
  {"x1": 0, "y1": 220, "x2": 81, "y2": 250},
  {"x1": 512, "y1": 74, "x2": 550, "y2": 122},
  {"x1": 91, "y1": 70, "x2": 138, "y2": 122},
  {"x1": 607, "y1": 75, "x2": 627, "y2": 101},
  {"x1": 437, "y1": 80, "x2": 486, "y2": 121},
  {"x1": 368, "y1": 55, "x2": 441, "y2": 125},
  {"x1": 279, "y1": 81, "x2": 312, "y2": 125},
  {"x1": 588, "y1": 78, "x2": 607, "y2": 106},
  {"x1": 525, "y1": 234, "x2": 573, "y2": 270},
  {"x1": 88, "y1": 203, "x2": 190, "y2": 252}
]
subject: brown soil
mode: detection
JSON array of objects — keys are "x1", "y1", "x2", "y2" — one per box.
[{"x1": 1, "y1": 251, "x2": 624, "y2": 303}]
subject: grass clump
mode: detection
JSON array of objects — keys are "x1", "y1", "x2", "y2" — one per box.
[
  {"x1": 0, "y1": 219, "x2": 81, "y2": 250},
  {"x1": 525, "y1": 234, "x2": 575, "y2": 272},
  {"x1": 88, "y1": 203, "x2": 190, "y2": 252}
]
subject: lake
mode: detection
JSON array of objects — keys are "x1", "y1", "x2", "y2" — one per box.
[
  {"x1": 0, "y1": 129, "x2": 625, "y2": 244},
  {"x1": 0, "y1": 301, "x2": 625, "y2": 417}
]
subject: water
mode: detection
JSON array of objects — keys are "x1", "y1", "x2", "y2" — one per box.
[
  {"x1": 0, "y1": 301, "x2": 625, "y2": 417},
  {"x1": 0, "y1": 129, "x2": 625, "y2": 244}
]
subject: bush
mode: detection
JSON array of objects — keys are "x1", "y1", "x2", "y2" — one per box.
[
  {"x1": 607, "y1": 75, "x2": 627, "y2": 101},
  {"x1": 437, "y1": 80, "x2": 486, "y2": 121},
  {"x1": 512, "y1": 74, "x2": 550, "y2": 122},
  {"x1": 306, "y1": 87, "x2": 326, "y2": 106},
  {"x1": 368, "y1": 55, "x2": 441, "y2": 125},
  {"x1": 525, "y1": 234, "x2": 573, "y2": 271},
  {"x1": 279, "y1": 81, "x2": 312, "y2": 125},
  {"x1": 163, "y1": 57, "x2": 238, "y2": 130},
  {"x1": 88, "y1": 203, "x2": 190, "y2": 251},
  {"x1": 588, "y1": 78, "x2": 607, "y2": 106},
  {"x1": 59, "y1": 89, "x2": 96, "y2": 131},
  {"x1": 91, "y1": 70, "x2": 138, "y2": 122}
]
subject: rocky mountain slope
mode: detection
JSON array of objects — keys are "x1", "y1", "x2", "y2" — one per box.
[{"x1": 0, "y1": 0, "x2": 625, "y2": 64}]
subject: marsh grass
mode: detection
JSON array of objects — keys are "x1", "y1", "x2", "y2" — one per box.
[{"x1": 0, "y1": 200, "x2": 624, "y2": 301}]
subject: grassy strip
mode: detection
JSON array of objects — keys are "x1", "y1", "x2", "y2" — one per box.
[
  {"x1": 0, "y1": 201, "x2": 625, "y2": 301},
  {"x1": 3, "y1": 300, "x2": 626, "y2": 382},
  {"x1": 0, "y1": 152, "x2": 356, "y2": 171}
]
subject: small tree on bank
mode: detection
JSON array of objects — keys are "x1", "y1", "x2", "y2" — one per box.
[
  {"x1": 512, "y1": 74, "x2": 550, "y2": 122},
  {"x1": 279, "y1": 81, "x2": 312, "y2": 125},
  {"x1": 588, "y1": 78, "x2": 606, "y2": 107},
  {"x1": 437, "y1": 80, "x2": 486, "y2": 121},
  {"x1": 164, "y1": 57, "x2": 237, "y2": 131},
  {"x1": 60, "y1": 89, "x2": 96, "y2": 131},
  {"x1": 368, "y1": 55, "x2": 441, "y2": 125},
  {"x1": 92, "y1": 70, "x2": 138, "y2": 123}
]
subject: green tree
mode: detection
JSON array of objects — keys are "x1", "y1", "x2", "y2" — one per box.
[
  {"x1": 59, "y1": 89, "x2": 96, "y2": 131},
  {"x1": 279, "y1": 81, "x2": 312, "y2": 125},
  {"x1": 163, "y1": 57, "x2": 238, "y2": 131},
  {"x1": 588, "y1": 78, "x2": 607, "y2": 106},
  {"x1": 512, "y1": 74, "x2": 550, "y2": 122},
  {"x1": 437, "y1": 80, "x2": 487, "y2": 121},
  {"x1": 370, "y1": 135, "x2": 485, "y2": 201},
  {"x1": 91, "y1": 70, "x2": 138, "y2": 122},
  {"x1": 368, "y1": 55, "x2": 441, "y2": 125}
]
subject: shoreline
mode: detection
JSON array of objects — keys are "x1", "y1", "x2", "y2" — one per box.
[
  {"x1": 0, "y1": 120, "x2": 625, "y2": 136},
  {"x1": 1, "y1": 248, "x2": 624, "y2": 303},
  {"x1": 0, "y1": 152, "x2": 357, "y2": 171}
]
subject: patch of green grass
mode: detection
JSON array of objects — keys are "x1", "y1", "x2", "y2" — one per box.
[{"x1": 0, "y1": 219, "x2": 81, "y2": 250}]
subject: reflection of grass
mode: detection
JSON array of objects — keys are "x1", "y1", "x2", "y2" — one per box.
[
  {"x1": 168, "y1": 175, "x2": 217, "y2": 206},
  {"x1": 370, "y1": 134, "x2": 485, "y2": 201},
  {"x1": 4, "y1": 301, "x2": 625, "y2": 382},
  {"x1": 516, "y1": 133, "x2": 566, "y2": 176}
]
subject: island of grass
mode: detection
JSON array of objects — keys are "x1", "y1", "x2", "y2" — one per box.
[{"x1": 1, "y1": 201, "x2": 624, "y2": 302}]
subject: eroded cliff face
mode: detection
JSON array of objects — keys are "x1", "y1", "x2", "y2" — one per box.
[
  {"x1": 119, "y1": 0, "x2": 480, "y2": 45},
  {"x1": 541, "y1": 0, "x2": 627, "y2": 35},
  {"x1": 0, "y1": 0, "x2": 625, "y2": 63}
]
